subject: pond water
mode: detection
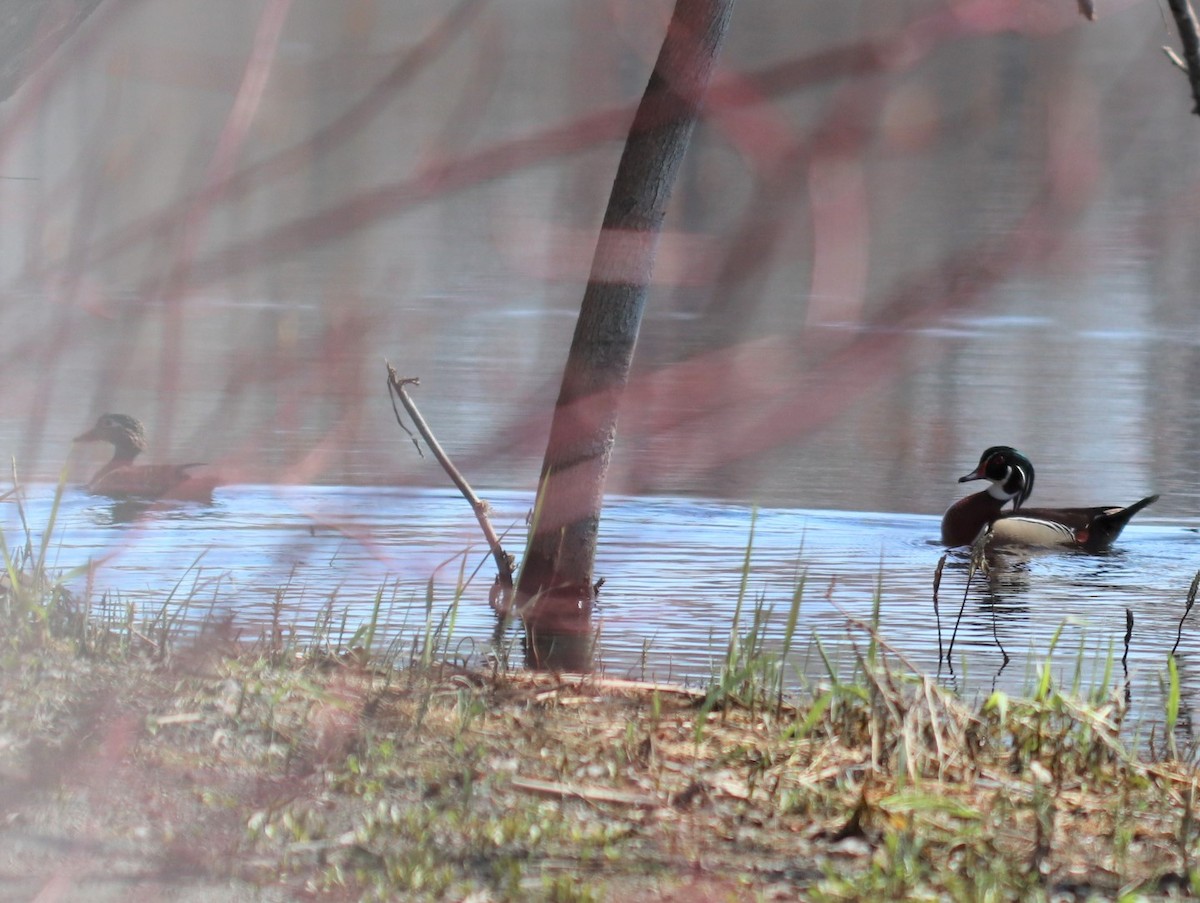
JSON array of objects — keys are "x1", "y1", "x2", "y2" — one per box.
[
  {"x1": 9, "y1": 483, "x2": 1198, "y2": 732},
  {"x1": 2, "y1": 2, "x2": 1200, "y2": 739}
]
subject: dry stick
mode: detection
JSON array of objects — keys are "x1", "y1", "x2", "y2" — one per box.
[
  {"x1": 932, "y1": 554, "x2": 946, "y2": 663},
  {"x1": 385, "y1": 363, "x2": 515, "y2": 614},
  {"x1": 990, "y1": 581, "x2": 1009, "y2": 668},
  {"x1": 837, "y1": 607, "x2": 969, "y2": 760},
  {"x1": 1163, "y1": 0, "x2": 1200, "y2": 116},
  {"x1": 386, "y1": 383, "x2": 423, "y2": 458},
  {"x1": 1122, "y1": 607, "x2": 1134, "y2": 672},
  {"x1": 510, "y1": 776, "x2": 657, "y2": 809},
  {"x1": 947, "y1": 530, "x2": 990, "y2": 662},
  {"x1": 1122, "y1": 607, "x2": 1134, "y2": 711},
  {"x1": 947, "y1": 576, "x2": 969, "y2": 666},
  {"x1": 1171, "y1": 570, "x2": 1200, "y2": 657}
]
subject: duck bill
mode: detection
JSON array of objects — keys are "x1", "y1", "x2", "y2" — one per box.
[
  {"x1": 73, "y1": 427, "x2": 101, "y2": 443},
  {"x1": 957, "y1": 465, "x2": 987, "y2": 484}
]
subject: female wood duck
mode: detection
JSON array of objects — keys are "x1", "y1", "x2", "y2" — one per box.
[
  {"x1": 73, "y1": 413, "x2": 217, "y2": 502},
  {"x1": 941, "y1": 445, "x2": 1158, "y2": 552}
]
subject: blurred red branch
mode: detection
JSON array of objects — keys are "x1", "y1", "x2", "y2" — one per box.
[
  {"x1": 58, "y1": 0, "x2": 488, "y2": 283},
  {"x1": 154, "y1": 0, "x2": 294, "y2": 452},
  {"x1": 0, "y1": 0, "x2": 146, "y2": 168},
  {"x1": 27, "y1": 1, "x2": 1076, "y2": 295},
  {"x1": 457, "y1": 191, "x2": 1063, "y2": 499}
]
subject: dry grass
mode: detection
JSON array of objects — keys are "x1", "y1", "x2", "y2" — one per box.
[
  {"x1": 0, "y1": 494, "x2": 1195, "y2": 899},
  {"x1": 1, "y1": 624, "x2": 1198, "y2": 902}
]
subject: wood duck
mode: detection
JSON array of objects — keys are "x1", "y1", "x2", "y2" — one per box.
[
  {"x1": 941, "y1": 445, "x2": 1158, "y2": 552},
  {"x1": 73, "y1": 413, "x2": 217, "y2": 502}
]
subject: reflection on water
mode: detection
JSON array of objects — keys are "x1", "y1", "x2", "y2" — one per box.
[
  {"x1": 0, "y1": 1, "x2": 1197, "y2": 754},
  {"x1": 7, "y1": 484, "x2": 1197, "y2": 729}
]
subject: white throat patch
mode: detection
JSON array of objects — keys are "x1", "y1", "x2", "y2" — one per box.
[{"x1": 986, "y1": 466, "x2": 1018, "y2": 501}]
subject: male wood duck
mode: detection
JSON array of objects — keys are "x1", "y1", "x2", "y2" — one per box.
[
  {"x1": 941, "y1": 445, "x2": 1158, "y2": 552},
  {"x1": 73, "y1": 413, "x2": 217, "y2": 502}
]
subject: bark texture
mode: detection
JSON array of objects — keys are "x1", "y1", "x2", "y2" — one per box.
[{"x1": 517, "y1": 0, "x2": 736, "y2": 666}]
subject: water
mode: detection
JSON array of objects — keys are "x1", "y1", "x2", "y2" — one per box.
[
  {"x1": 2, "y1": 3, "x2": 1200, "y2": 730},
  {"x1": 9, "y1": 484, "x2": 1196, "y2": 728}
]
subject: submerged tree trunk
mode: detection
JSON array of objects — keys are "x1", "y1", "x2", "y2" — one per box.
[{"x1": 517, "y1": 0, "x2": 736, "y2": 669}]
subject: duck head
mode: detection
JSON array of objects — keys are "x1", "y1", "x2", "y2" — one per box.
[
  {"x1": 74, "y1": 413, "x2": 148, "y2": 464},
  {"x1": 958, "y1": 445, "x2": 1035, "y2": 510}
]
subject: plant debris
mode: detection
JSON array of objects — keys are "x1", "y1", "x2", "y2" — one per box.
[{"x1": 1, "y1": 633, "x2": 1199, "y2": 901}]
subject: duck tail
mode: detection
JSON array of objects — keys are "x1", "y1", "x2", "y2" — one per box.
[
  {"x1": 1113, "y1": 494, "x2": 1160, "y2": 523},
  {"x1": 1078, "y1": 494, "x2": 1159, "y2": 552}
]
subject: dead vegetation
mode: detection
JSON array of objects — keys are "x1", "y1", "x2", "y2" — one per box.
[
  {"x1": 1, "y1": 486, "x2": 1197, "y2": 899},
  {"x1": 1, "y1": 623, "x2": 1199, "y2": 901}
]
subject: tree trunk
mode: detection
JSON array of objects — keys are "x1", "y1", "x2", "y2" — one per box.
[{"x1": 516, "y1": 0, "x2": 736, "y2": 669}]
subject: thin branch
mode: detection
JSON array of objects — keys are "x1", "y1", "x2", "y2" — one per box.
[
  {"x1": 947, "y1": 530, "x2": 989, "y2": 662},
  {"x1": 385, "y1": 374, "x2": 423, "y2": 458},
  {"x1": 1165, "y1": 0, "x2": 1200, "y2": 116},
  {"x1": 510, "y1": 776, "x2": 658, "y2": 809},
  {"x1": 1171, "y1": 569, "x2": 1200, "y2": 656},
  {"x1": 1122, "y1": 607, "x2": 1133, "y2": 711},
  {"x1": 932, "y1": 553, "x2": 945, "y2": 664},
  {"x1": 385, "y1": 362, "x2": 515, "y2": 614},
  {"x1": 1164, "y1": 45, "x2": 1189, "y2": 72}
]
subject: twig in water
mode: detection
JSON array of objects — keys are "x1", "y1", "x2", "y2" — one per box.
[
  {"x1": 1122, "y1": 607, "x2": 1133, "y2": 710},
  {"x1": 948, "y1": 528, "x2": 990, "y2": 662},
  {"x1": 990, "y1": 588, "x2": 1008, "y2": 668},
  {"x1": 932, "y1": 554, "x2": 945, "y2": 663},
  {"x1": 385, "y1": 362, "x2": 515, "y2": 615},
  {"x1": 1171, "y1": 570, "x2": 1200, "y2": 657}
]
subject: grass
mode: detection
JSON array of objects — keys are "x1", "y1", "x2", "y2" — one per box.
[
  {"x1": 3, "y1": 501, "x2": 1200, "y2": 899},
  {"x1": 0, "y1": 468, "x2": 73, "y2": 649}
]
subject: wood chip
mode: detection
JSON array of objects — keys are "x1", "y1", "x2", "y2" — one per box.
[
  {"x1": 511, "y1": 775, "x2": 658, "y2": 808},
  {"x1": 152, "y1": 713, "x2": 205, "y2": 726}
]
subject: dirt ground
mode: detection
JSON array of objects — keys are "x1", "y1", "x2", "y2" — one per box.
[{"x1": 0, "y1": 637, "x2": 1194, "y2": 901}]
